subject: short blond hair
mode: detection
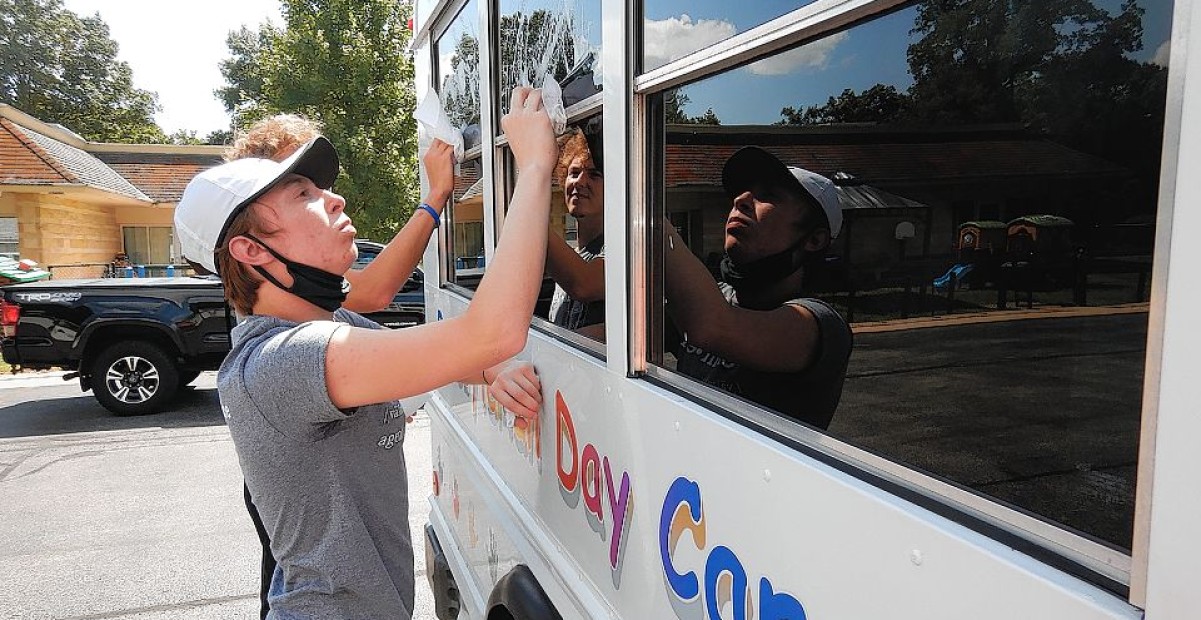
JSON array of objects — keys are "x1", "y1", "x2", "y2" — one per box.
[{"x1": 226, "y1": 114, "x2": 323, "y2": 162}]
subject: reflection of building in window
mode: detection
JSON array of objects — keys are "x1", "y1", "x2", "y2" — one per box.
[
  {"x1": 122, "y1": 226, "x2": 176, "y2": 264},
  {"x1": 451, "y1": 160, "x2": 486, "y2": 275}
]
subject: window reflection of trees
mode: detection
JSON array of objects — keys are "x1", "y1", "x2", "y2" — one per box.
[
  {"x1": 654, "y1": 0, "x2": 1171, "y2": 551},
  {"x1": 497, "y1": 1, "x2": 601, "y2": 117}
]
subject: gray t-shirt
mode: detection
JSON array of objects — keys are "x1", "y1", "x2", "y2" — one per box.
[
  {"x1": 675, "y1": 284, "x2": 852, "y2": 430},
  {"x1": 219, "y1": 309, "x2": 413, "y2": 620},
  {"x1": 548, "y1": 234, "x2": 605, "y2": 330}
]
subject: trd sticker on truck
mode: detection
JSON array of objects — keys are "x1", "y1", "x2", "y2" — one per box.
[
  {"x1": 660, "y1": 477, "x2": 807, "y2": 620},
  {"x1": 555, "y1": 391, "x2": 633, "y2": 588},
  {"x1": 13, "y1": 292, "x2": 82, "y2": 303}
]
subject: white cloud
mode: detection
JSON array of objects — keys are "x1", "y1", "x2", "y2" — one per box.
[
  {"x1": 746, "y1": 31, "x2": 849, "y2": 76},
  {"x1": 1152, "y1": 39, "x2": 1171, "y2": 67},
  {"x1": 643, "y1": 14, "x2": 737, "y2": 71}
]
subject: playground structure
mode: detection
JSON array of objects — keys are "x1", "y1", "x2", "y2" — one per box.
[{"x1": 935, "y1": 215, "x2": 1077, "y2": 292}]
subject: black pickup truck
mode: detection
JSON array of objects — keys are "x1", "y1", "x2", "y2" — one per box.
[{"x1": 0, "y1": 240, "x2": 423, "y2": 415}]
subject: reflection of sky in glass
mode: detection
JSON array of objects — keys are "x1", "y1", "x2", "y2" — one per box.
[
  {"x1": 643, "y1": 0, "x2": 819, "y2": 71},
  {"x1": 668, "y1": 1, "x2": 1174, "y2": 125},
  {"x1": 498, "y1": 0, "x2": 602, "y2": 115},
  {"x1": 436, "y1": 0, "x2": 481, "y2": 133}
]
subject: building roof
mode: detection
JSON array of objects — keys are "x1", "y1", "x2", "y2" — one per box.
[
  {"x1": 664, "y1": 124, "x2": 1128, "y2": 189},
  {"x1": 17, "y1": 123, "x2": 151, "y2": 201},
  {"x1": 0, "y1": 118, "x2": 73, "y2": 186},
  {"x1": 0, "y1": 104, "x2": 225, "y2": 204},
  {"x1": 94, "y1": 151, "x2": 224, "y2": 203}
]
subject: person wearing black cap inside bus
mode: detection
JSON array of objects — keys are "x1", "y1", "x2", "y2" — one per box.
[
  {"x1": 173, "y1": 87, "x2": 556, "y2": 619},
  {"x1": 664, "y1": 146, "x2": 853, "y2": 430}
]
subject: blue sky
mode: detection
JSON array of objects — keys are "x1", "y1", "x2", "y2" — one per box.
[{"x1": 650, "y1": 0, "x2": 1175, "y2": 125}]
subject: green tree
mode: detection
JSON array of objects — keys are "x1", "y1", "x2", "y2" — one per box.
[
  {"x1": 0, "y1": 0, "x2": 166, "y2": 142},
  {"x1": 664, "y1": 90, "x2": 721, "y2": 125},
  {"x1": 215, "y1": 24, "x2": 281, "y2": 124},
  {"x1": 218, "y1": 0, "x2": 418, "y2": 241},
  {"x1": 779, "y1": 85, "x2": 909, "y2": 125}
]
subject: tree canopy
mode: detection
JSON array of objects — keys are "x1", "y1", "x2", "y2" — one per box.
[
  {"x1": 218, "y1": 0, "x2": 418, "y2": 241},
  {"x1": 0, "y1": 0, "x2": 166, "y2": 142},
  {"x1": 780, "y1": 0, "x2": 1167, "y2": 179}
]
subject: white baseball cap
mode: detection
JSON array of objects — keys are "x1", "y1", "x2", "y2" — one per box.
[
  {"x1": 721, "y1": 146, "x2": 842, "y2": 239},
  {"x1": 174, "y1": 137, "x2": 339, "y2": 274}
]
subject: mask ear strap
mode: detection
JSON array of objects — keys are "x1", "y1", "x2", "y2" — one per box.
[
  {"x1": 242, "y1": 233, "x2": 288, "y2": 262},
  {"x1": 240, "y1": 233, "x2": 293, "y2": 292}
]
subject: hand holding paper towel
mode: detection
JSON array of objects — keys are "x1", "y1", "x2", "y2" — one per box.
[
  {"x1": 540, "y1": 75, "x2": 568, "y2": 136},
  {"x1": 415, "y1": 93, "x2": 465, "y2": 162}
]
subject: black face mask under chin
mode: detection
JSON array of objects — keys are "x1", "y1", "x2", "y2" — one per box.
[
  {"x1": 244, "y1": 234, "x2": 350, "y2": 312},
  {"x1": 720, "y1": 244, "x2": 804, "y2": 293}
]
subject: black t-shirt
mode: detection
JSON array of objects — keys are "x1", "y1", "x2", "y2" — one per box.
[
  {"x1": 549, "y1": 235, "x2": 605, "y2": 330},
  {"x1": 675, "y1": 283, "x2": 852, "y2": 430}
]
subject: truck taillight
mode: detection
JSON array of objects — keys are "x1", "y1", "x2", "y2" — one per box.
[{"x1": 1, "y1": 301, "x2": 19, "y2": 338}]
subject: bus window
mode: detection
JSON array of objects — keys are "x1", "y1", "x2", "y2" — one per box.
[
  {"x1": 503, "y1": 115, "x2": 605, "y2": 345},
  {"x1": 496, "y1": 0, "x2": 602, "y2": 119},
  {"x1": 647, "y1": 0, "x2": 1173, "y2": 552},
  {"x1": 435, "y1": 0, "x2": 485, "y2": 291},
  {"x1": 642, "y1": 0, "x2": 821, "y2": 72}
]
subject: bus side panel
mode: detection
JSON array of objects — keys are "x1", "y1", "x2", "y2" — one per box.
[{"x1": 426, "y1": 289, "x2": 1140, "y2": 619}]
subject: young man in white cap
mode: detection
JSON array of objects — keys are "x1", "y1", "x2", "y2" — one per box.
[
  {"x1": 174, "y1": 88, "x2": 556, "y2": 619},
  {"x1": 664, "y1": 146, "x2": 853, "y2": 430}
]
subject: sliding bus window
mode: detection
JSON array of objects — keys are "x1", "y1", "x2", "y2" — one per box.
[
  {"x1": 434, "y1": 0, "x2": 485, "y2": 290},
  {"x1": 646, "y1": 0, "x2": 1174, "y2": 553},
  {"x1": 496, "y1": 0, "x2": 602, "y2": 119},
  {"x1": 498, "y1": 115, "x2": 605, "y2": 347}
]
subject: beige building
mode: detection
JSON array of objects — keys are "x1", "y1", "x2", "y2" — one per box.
[{"x1": 0, "y1": 104, "x2": 224, "y2": 276}]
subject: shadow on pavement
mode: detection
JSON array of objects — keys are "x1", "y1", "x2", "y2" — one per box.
[{"x1": 0, "y1": 385, "x2": 225, "y2": 439}]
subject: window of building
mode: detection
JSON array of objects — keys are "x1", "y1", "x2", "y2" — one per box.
[
  {"x1": 644, "y1": 0, "x2": 1174, "y2": 556},
  {"x1": 122, "y1": 226, "x2": 176, "y2": 265},
  {"x1": 0, "y1": 217, "x2": 18, "y2": 259}
]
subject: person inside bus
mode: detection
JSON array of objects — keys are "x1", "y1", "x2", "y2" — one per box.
[
  {"x1": 663, "y1": 146, "x2": 853, "y2": 430},
  {"x1": 174, "y1": 87, "x2": 556, "y2": 619},
  {"x1": 545, "y1": 123, "x2": 606, "y2": 339}
]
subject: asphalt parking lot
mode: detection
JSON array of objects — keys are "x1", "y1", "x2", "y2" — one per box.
[{"x1": 0, "y1": 372, "x2": 434, "y2": 619}]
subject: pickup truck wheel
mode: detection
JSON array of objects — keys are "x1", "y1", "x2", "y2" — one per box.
[{"x1": 91, "y1": 341, "x2": 180, "y2": 416}]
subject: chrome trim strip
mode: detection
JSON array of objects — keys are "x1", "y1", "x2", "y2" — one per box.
[
  {"x1": 530, "y1": 317, "x2": 606, "y2": 359},
  {"x1": 640, "y1": 364, "x2": 1133, "y2": 585},
  {"x1": 633, "y1": 0, "x2": 909, "y2": 94}
]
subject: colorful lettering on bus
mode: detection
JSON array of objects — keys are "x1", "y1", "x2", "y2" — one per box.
[{"x1": 660, "y1": 476, "x2": 807, "y2": 620}]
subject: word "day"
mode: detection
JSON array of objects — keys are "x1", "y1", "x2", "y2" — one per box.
[{"x1": 556, "y1": 391, "x2": 632, "y2": 573}]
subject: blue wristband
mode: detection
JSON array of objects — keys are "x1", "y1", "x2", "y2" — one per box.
[{"x1": 417, "y1": 203, "x2": 441, "y2": 228}]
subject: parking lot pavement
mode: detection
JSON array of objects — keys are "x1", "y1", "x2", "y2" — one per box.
[{"x1": 0, "y1": 372, "x2": 436, "y2": 619}]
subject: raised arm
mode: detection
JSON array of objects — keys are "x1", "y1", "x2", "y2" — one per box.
[
  {"x1": 545, "y1": 234, "x2": 605, "y2": 302},
  {"x1": 342, "y1": 140, "x2": 454, "y2": 312},
  {"x1": 325, "y1": 88, "x2": 556, "y2": 409},
  {"x1": 663, "y1": 223, "x2": 819, "y2": 373}
]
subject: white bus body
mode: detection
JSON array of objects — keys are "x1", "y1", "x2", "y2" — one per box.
[{"x1": 412, "y1": 0, "x2": 1201, "y2": 617}]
